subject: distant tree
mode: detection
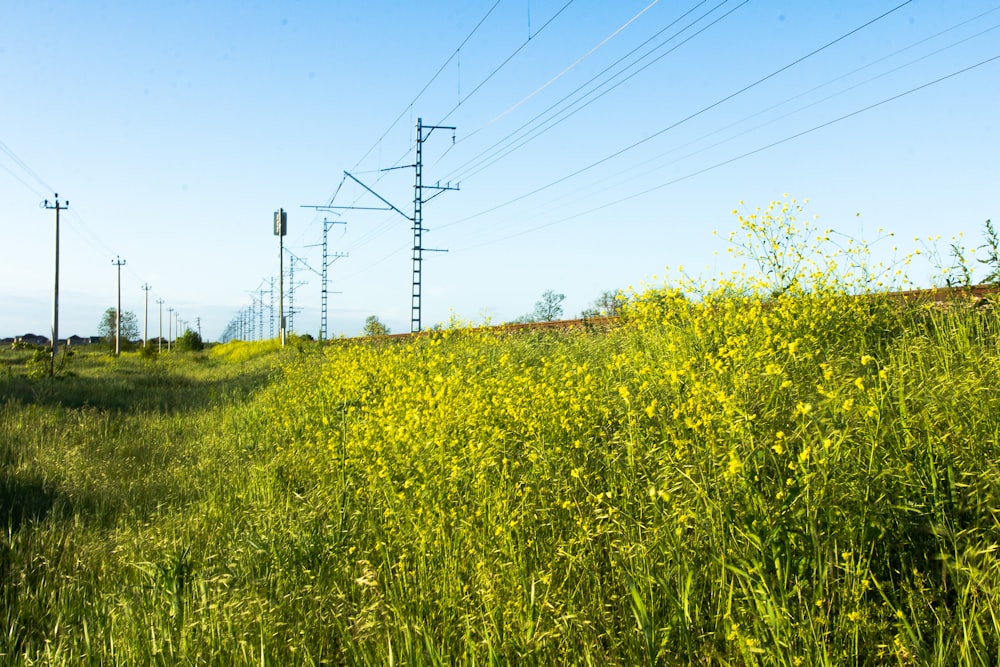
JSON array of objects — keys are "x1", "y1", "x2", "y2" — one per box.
[
  {"x1": 175, "y1": 329, "x2": 204, "y2": 352},
  {"x1": 532, "y1": 289, "x2": 566, "y2": 322},
  {"x1": 97, "y1": 308, "x2": 139, "y2": 353},
  {"x1": 363, "y1": 316, "x2": 390, "y2": 336},
  {"x1": 580, "y1": 289, "x2": 624, "y2": 319}
]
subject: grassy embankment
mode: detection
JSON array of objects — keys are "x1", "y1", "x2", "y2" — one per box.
[
  {"x1": 2, "y1": 289, "x2": 999, "y2": 665},
  {"x1": 3, "y1": 199, "x2": 1000, "y2": 664}
]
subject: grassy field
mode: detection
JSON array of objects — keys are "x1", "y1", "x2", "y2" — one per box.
[
  {"x1": 4, "y1": 204, "x2": 1000, "y2": 665},
  {"x1": 2, "y1": 286, "x2": 999, "y2": 666}
]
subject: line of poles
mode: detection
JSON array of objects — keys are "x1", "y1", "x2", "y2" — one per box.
[{"x1": 42, "y1": 192, "x2": 199, "y2": 361}]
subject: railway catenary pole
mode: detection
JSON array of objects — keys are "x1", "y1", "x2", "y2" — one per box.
[
  {"x1": 410, "y1": 118, "x2": 457, "y2": 333},
  {"x1": 337, "y1": 118, "x2": 458, "y2": 333},
  {"x1": 269, "y1": 277, "x2": 276, "y2": 339}
]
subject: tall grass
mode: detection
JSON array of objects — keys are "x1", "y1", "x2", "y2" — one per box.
[{"x1": 2, "y1": 201, "x2": 999, "y2": 664}]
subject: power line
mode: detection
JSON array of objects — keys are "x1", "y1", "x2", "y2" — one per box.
[
  {"x1": 441, "y1": 0, "x2": 744, "y2": 185},
  {"x1": 452, "y1": 53, "x2": 1000, "y2": 252},
  {"x1": 439, "y1": 0, "x2": 916, "y2": 230},
  {"x1": 435, "y1": 0, "x2": 579, "y2": 126},
  {"x1": 0, "y1": 138, "x2": 55, "y2": 194},
  {"x1": 476, "y1": 0, "x2": 661, "y2": 133},
  {"x1": 1, "y1": 161, "x2": 48, "y2": 199},
  {"x1": 347, "y1": 0, "x2": 503, "y2": 175},
  {"x1": 486, "y1": 14, "x2": 1000, "y2": 233},
  {"x1": 352, "y1": 0, "x2": 580, "y2": 193},
  {"x1": 332, "y1": 0, "x2": 644, "y2": 260},
  {"x1": 480, "y1": 0, "x2": 660, "y2": 136}
]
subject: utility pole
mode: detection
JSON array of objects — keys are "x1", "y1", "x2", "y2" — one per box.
[
  {"x1": 288, "y1": 259, "x2": 294, "y2": 333},
  {"x1": 269, "y1": 277, "x2": 276, "y2": 339},
  {"x1": 167, "y1": 307, "x2": 174, "y2": 352},
  {"x1": 410, "y1": 118, "x2": 457, "y2": 333},
  {"x1": 274, "y1": 209, "x2": 287, "y2": 346},
  {"x1": 258, "y1": 286, "x2": 266, "y2": 342},
  {"x1": 112, "y1": 256, "x2": 126, "y2": 356},
  {"x1": 317, "y1": 218, "x2": 347, "y2": 341},
  {"x1": 297, "y1": 211, "x2": 350, "y2": 341},
  {"x1": 141, "y1": 283, "x2": 152, "y2": 348},
  {"x1": 287, "y1": 254, "x2": 305, "y2": 333},
  {"x1": 196, "y1": 317, "x2": 201, "y2": 340},
  {"x1": 156, "y1": 298, "x2": 164, "y2": 352},
  {"x1": 248, "y1": 296, "x2": 256, "y2": 341},
  {"x1": 44, "y1": 194, "x2": 68, "y2": 371},
  {"x1": 341, "y1": 118, "x2": 458, "y2": 332}
]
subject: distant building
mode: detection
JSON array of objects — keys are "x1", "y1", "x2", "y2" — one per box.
[
  {"x1": 18, "y1": 333, "x2": 50, "y2": 347},
  {"x1": 66, "y1": 335, "x2": 98, "y2": 346}
]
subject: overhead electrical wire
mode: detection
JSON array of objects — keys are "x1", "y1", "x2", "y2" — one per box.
[
  {"x1": 334, "y1": 0, "x2": 675, "y2": 263},
  {"x1": 1, "y1": 161, "x2": 47, "y2": 199},
  {"x1": 305, "y1": 1, "x2": 986, "y2": 330},
  {"x1": 432, "y1": 0, "x2": 675, "y2": 172},
  {"x1": 438, "y1": 0, "x2": 915, "y2": 231},
  {"x1": 488, "y1": 14, "x2": 1000, "y2": 234},
  {"x1": 0, "y1": 141, "x2": 187, "y2": 315},
  {"x1": 437, "y1": 0, "x2": 720, "y2": 178},
  {"x1": 346, "y1": 0, "x2": 504, "y2": 176},
  {"x1": 440, "y1": 0, "x2": 745, "y2": 185},
  {"x1": 451, "y1": 53, "x2": 1000, "y2": 252},
  {"x1": 325, "y1": 1, "x2": 588, "y2": 264},
  {"x1": 0, "y1": 138, "x2": 55, "y2": 195},
  {"x1": 318, "y1": 1, "x2": 534, "y2": 257},
  {"x1": 322, "y1": 0, "x2": 509, "y2": 224},
  {"x1": 476, "y1": 0, "x2": 661, "y2": 132},
  {"x1": 354, "y1": 0, "x2": 580, "y2": 195},
  {"x1": 454, "y1": 3, "x2": 1000, "y2": 194},
  {"x1": 0, "y1": 137, "x2": 186, "y2": 313},
  {"x1": 434, "y1": 0, "x2": 579, "y2": 126}
]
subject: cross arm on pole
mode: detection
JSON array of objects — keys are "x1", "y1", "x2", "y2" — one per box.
[{"x1": 344, "y1": 171, "x2": 411, "y2": 221}]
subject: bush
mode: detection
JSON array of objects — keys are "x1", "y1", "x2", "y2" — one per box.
[{"x1": 175, "y1": 329, "x2": 204, "y2": 352}]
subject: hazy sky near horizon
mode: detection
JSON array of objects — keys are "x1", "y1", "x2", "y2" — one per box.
[{"x1": 2, "y1": 0, "x2": 997, "y2": 339}]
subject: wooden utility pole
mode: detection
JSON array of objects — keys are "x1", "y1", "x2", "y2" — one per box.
[
  {"x1": 112, "y1": 256, "x2": 126, "y2": 355},
  {"x1": 141, "y1": 283, "x2": 152, "y2": 347},
  {"x1": 44, "y1": 194, "x2": 68, "y2": 372},
  {"x1": 156, "y1": 298, "x2": 165, "y2": 352}
]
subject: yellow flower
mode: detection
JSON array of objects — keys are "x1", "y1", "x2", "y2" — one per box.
[{"x1": 725, "y1": 448, "x2": 743, "y2": 479}]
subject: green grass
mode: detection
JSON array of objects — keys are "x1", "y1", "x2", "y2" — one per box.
[{"x1": 2, "y1": 294, "x2": 999, "y2": 665}]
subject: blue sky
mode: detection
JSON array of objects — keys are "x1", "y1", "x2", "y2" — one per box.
[{"x1": 2, "y1": 0, "x2": 997, "y2": 339}]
